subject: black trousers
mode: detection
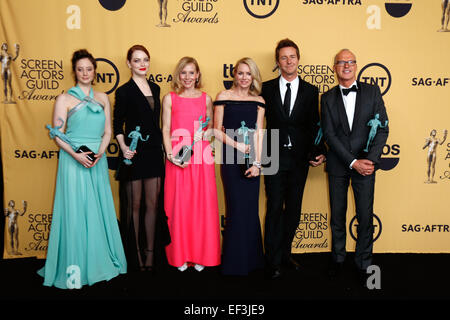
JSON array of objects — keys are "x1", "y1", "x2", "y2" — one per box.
[
  {"x1": 263, "y1": 149, "x2": 309, "y2": 269},
  {"x1": 328, "y1": 171, "x2": 375, "y2": 271}
]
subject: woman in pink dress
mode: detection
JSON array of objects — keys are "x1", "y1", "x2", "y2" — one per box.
[{"x1": 161, "y1": 56, "x2": 220, "y2": 272}]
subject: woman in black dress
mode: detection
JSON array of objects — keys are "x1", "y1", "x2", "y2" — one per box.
[
  {"x1": 113, "y1": 45, "x2": 165, "y2": 271},
  {"x1": 213, "y1": 57, "x2": 265, "y2": 276}
]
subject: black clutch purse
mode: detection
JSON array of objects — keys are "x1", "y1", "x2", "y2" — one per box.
[{"x1": 76, "y1": 145, "x2": 96, "y2": 161}]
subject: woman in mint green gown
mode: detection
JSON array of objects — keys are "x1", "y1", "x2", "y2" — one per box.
[{"x1": 38, "y1": 49, "x2": 126, "y2": 289}]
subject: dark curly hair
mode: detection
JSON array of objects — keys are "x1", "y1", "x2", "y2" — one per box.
[{"x1": 71, "y1": 49, "x2": 97, "y2": 84}]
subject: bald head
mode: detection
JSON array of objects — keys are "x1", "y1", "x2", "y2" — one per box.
[
  {"x1": 333, "y1": 49, "x2": 358, "y2": 87},
  {"x1": 333, "y1": 49, "x2": 356, "y2": 65}
]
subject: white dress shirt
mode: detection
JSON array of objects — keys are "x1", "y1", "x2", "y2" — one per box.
[
  {"x1": 279, "y1": 76, "x2": 299, "y2": 116},
  {"x1": 339, "y1": 80, "x2": 358, "y2": 168},
  {"x1": 279, "y1": 76, "x2": 299, "y2": 147},
  {"x1": 339, "y1": 80, "x2": 357, "y2": 131}
]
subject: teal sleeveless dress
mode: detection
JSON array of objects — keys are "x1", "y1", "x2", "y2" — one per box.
[{"x1": 38, "y1": 86, "x2": 127, "y2": 289}]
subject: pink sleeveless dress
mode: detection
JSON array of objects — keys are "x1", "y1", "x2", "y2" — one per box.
[{"x1": 164, "y1": 92, "x2": 220, "y2": 267}]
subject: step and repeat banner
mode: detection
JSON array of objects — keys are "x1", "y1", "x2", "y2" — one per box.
[{"x1": 1, "y1": 0, "x2": 449, "y2": 259}]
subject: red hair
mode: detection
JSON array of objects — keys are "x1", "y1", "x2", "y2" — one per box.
[{"x1": 126, "y1": 44, "x2": 150, "y2": 61}]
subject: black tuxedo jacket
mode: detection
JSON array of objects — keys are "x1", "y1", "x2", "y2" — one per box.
[
  {"x1": 320, "y1": 81, "x2": 389, "y2": 176},
  {"x1": 262, "y1": 76, "x2": 322, "y2": 162},
  {"x1": 113, "y1": 78, "x2": 162, "y2": 147}
]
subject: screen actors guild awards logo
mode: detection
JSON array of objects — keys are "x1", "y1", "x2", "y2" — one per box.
[
  {"x1": 423, "y1": 129, "x2": 448, "y2": 183},
  {"x1": 1, "y1": 43, "x2": 20, "y2": 104},
  {"x1": 173, "y1": 0, "x2": 219, "y2": 24},
  {"x1": 4, "y1": 200, "x2": 27, "y2": 255},
  {"x1": 293, "y1": 213, "x2": 329, "y2": 250}
]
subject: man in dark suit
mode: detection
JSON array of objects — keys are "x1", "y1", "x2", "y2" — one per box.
[
  {"x1": 320, "y1": 49, "x2": 389, "y2": 283},
  {"x1": 262, "y1": 39, "x2": 325, "y2": 279}
]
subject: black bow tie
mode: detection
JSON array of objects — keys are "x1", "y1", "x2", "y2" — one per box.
[{"x1": 342, "y1": 85, "x2": 357, "y2": 96}]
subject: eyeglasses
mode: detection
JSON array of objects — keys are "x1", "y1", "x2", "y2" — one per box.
[{"x1": 335, "y1": 60, "x2": 357, "y2": 66}]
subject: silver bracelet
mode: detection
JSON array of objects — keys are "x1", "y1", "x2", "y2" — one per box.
[{"x1": 252, "y1": 161, "x2": 261, "y2": 169}]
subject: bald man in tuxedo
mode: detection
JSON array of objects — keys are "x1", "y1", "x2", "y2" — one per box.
[{"x1": 320, "y1": 49, "x2": 388, "y2": 285}]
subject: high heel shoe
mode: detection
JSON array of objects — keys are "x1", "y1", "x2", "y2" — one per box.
[
  {"x1": 137, "y1": 250, "x2": 146, "y2": 272},
  {"x1": 143, "y1": 249, "x2": 154, "y2": 272},
  {"x1": 178, "y1": 262, "x2": 188, "y2": 272},
  {"x1": 194, "y1": 264, "x2": 205, "y2": 272}
]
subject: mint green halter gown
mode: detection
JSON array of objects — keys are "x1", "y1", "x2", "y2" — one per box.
[{"x1": 38, "y1": 86, "x2": 127, "y2": 289}]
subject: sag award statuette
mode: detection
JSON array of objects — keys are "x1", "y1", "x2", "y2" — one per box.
[
  {"x1": 174, "y1": 115, "x2": 210, "y2": 165},
  {"x1": 308, "y1": 121, "x2": 323, "y2": 161},
  {"x1": 423, "y1": 129, "x2": 448, "y2": 183},
  {"x1": 4, "y1": 199, "x2": 27, "y2": 255},
  {"x1": 364, "y1": 113, "x2": 388, "y2": 153},
  {"x1": 1, "y1": 42, "x2": 20, "y2": 104},
  {"x1": 237, "y1": 121, "x2": 255, "y2": 176},
  {"x1": 46, "y1": 117, "x2": 95, "y2": 161},
  {"x1": 124, "y1": 126, "x2": 149, "y2": 165}
]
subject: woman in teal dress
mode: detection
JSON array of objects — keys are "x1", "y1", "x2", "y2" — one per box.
[{"x1": 38, "y1": 49, "x2": 126, "y2": 289}]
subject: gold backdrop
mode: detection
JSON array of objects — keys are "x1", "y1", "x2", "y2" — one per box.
[{"x1": 1, "y1": 0, "x2": 449, "y2": 259}]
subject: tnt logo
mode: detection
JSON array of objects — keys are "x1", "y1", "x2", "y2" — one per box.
[
  {"x1": 243, "y1": 0, "x2": 279, "y2": 19},
  {"x1": 357, "y1": 63, "x2": 392, "y2": 96},
  {"x1": 349, "y1": 213, "x2": 382, "y2": 242},
  {"x1": 95, "y1": 58, "x2": 120, "y2": 95}
]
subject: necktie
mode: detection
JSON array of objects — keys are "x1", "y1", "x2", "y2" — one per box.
[
  {"x1": 342, "y1": 85, "x2": 357, "y2": 96},
  {"x1": 281, "y1": 83, "x2": 291, "y2": 146},
  {"x1": 283, "y1": 83, "x2": 291, "y2": 116}
]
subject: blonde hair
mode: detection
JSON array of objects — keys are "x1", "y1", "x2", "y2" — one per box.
[
  {"x1": 232, "y1": 57, "x2": 262, "y2": 96},
  {"x1": 171, "y1": 56, "x2": 202, "y2": 94}
]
